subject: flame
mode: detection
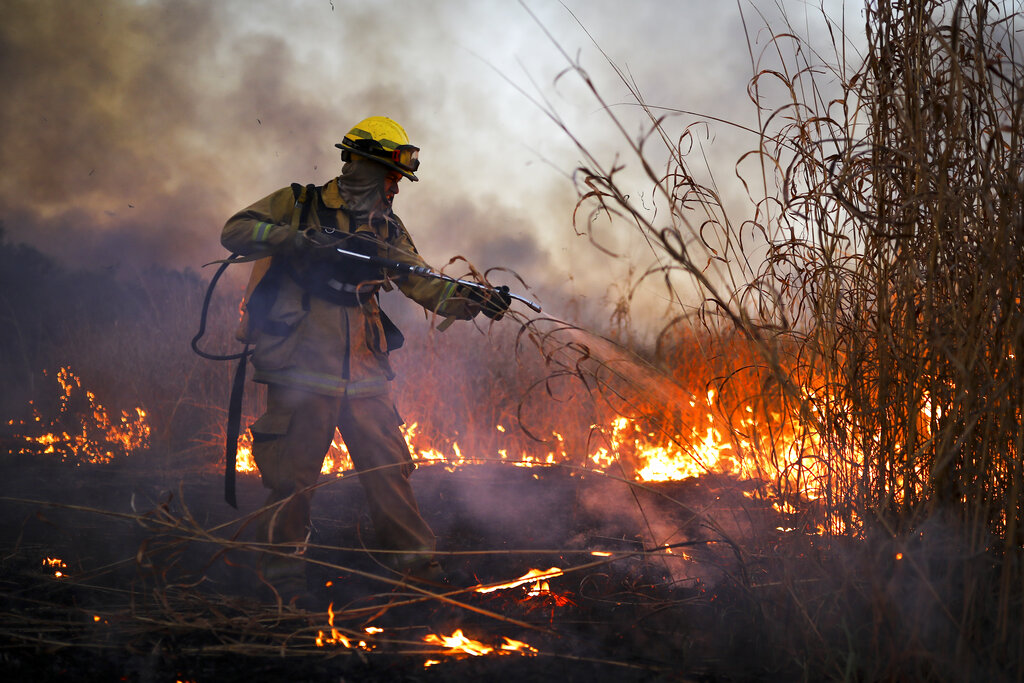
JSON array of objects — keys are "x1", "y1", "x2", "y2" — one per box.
[
  {"x1": 499, "y1": 636, "x2": 539, "y2": 654},
  {"x1": 314, "y1": 602, "x2": 374, "y2": 651},
  {"x1": 43, "y1": 556, "x2": 68, "y2": 578},
  {"x1": 11, "y1": 367, "x2": 150, "y2": 464},
  {"x1": 227, "y1": 386, "x2": 842, "y2": 526},
  {"x1": 233, "y1": 427, "x2": 353, "y2": 475},
  {"x1": 422, "y1": 629, "x2": 538, "y2": 660},
  {"x1": 474, "y1": 567, "x2": 564, "y2": 594},
  {"x1": 423, "y1": 629, "x2": 494, "y2": 656},
  {"x1": 317, "y1": 388, "x2": 830, "y2": 520},
  {"x1": 474, "y1": 567, "x2": 574, "y2": 610}
]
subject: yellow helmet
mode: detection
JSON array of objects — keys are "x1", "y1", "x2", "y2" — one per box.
[{"x1": 335, "y1": 116, "x2": 420, "y2": 181}]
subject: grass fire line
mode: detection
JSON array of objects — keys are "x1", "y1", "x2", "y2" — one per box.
[
  {"x1": 3, "y1": 0, "x2": 1022, "y2": 678},
  {"x1": 8, "y1": 363, "x2": 847, "y2": 538},
  {"x1": 227, "y1": 387, "x2": 835, "y2": 522}
]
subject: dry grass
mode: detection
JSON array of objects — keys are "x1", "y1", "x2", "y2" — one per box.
[
  {"x1": 521, "y1": 0, "x2": 1024, "y2": 679},
  {"x1": 3, "y1": 1, "x2": 1024, "y2": 679}
]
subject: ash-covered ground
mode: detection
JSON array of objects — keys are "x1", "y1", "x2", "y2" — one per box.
[{"x1": 0, "y1": 447, "x2": 790, "y2": 682}]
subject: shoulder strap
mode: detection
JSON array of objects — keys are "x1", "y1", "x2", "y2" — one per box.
[{"x1": 289, "y1": 183, "x2": 319, "y2": 235}]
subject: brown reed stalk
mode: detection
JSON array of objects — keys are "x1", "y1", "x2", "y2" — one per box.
[{"x1": 537, "y1": 0, "x2": 1023, "y2": 677}]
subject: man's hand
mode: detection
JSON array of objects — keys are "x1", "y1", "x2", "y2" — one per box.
[
  {"x1": 466, "y1": 284, "x2": 512, "y2": 321},
  {"x1": 294, "y1": 226, "x2": 337, "y2": 254}
]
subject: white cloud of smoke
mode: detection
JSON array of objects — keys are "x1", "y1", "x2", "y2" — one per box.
[{"x1": 0, "y1": 0, "x2": 851, "y2": 329}]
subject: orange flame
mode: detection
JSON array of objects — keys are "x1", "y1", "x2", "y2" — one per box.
[
  {"x1": 422, "y1": 629, "x2": 538, "y2": 660},
  {"x1": 229, "y1": 388, "x2": 840, "y2": 526},
  {"x1": 474, "y1": 567, "x2": 564, "y2": 594},
  {"x1": 314, "y1": 602, "x2": 374, "y2": 650},
  {"x1": 10, "y1": 368, "x2": 150, "y2": 464},
  {"x1": 423, "y1": 629, "x2": 494, "y2": 656}
]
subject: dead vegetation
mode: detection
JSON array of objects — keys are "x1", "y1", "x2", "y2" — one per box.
[
  {"x1": 531, "y1": 0, "x2": 1023, "y2": 679},
  {"x1": 2, "y1": 0, "x2": 1024, "y2": 680}
]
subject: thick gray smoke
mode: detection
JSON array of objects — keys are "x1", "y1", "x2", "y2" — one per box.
[
  {"x1": 0, "y1": 0, "x2": 786, "y2": 328},
  {"x1": 0, "y1": 1, "x2": 564, "y2": 306}
]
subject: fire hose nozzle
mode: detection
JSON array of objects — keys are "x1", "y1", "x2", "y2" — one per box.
[{"x1": 335, "y1": 246, "x2": 541, "y2": 313}]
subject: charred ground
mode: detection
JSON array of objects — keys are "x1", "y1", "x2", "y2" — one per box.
[
  {"x1": 1, "y1": 208, "x2": 1019, "y2": 681},
  {"x1": 0, "y1": 447, "x2": 797, "y2": 682}
]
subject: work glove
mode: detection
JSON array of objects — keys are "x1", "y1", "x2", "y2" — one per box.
[
  {"x1": 294, "y1": 226, "x2": 340, "y2": 257},
  {"x1": 467, "y1": 284, "x2": 512, "y2": 321}
]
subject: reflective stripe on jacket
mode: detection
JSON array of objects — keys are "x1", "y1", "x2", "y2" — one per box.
[{"x1": 221, "y1": 177, "x2": 477, "y2": 397}]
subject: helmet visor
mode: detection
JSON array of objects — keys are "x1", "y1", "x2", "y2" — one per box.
[{"x1": 392, "y1": 145, "x2": 420, "y2": 173}]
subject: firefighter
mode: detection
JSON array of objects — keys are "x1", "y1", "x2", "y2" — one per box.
[{"x1": 221, "y1": 116, "x2": 510, "y2": 607}]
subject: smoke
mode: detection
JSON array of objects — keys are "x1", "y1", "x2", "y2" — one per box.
[
  {"x1": 2, "y1": 0, "x2": 874, "y2": 342},
  {"x1": 0, "y1": 0, "x2": 781, "y2": 329}
]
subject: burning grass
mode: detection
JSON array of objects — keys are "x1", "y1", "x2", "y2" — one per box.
[
  {"x1": 512, "y1": 0, "x2": 1024, "y2": 677},
  {"x1": 0, "y1": 451, "x2": 776, "y2": 681},
  {"x1": 2, "y1": 0, "x2": 1024, "y2": 679},
  {"x1": 5, "y1": 367, "x2": 150, "y2": 464}
]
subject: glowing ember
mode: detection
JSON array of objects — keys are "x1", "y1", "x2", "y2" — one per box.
[
  {"x1": 475, "y1": 567, "x2": 564, "y2": 594},
  {"x1": 422, "y1": 629, "x2": 538, "y2": 661},
  {"x1": 11, "y1": 367, "x2": 150, "y2": 464},
  {"x1": 314, "y1": 603, "x2": 373, "y2": 651},
  {"x1": 43, "y1": 556, "x2": 67, "y2": 578}
]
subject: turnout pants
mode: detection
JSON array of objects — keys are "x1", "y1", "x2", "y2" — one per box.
[{"x1": 249, "y1": 384, "x2": 435, "y2": 587}]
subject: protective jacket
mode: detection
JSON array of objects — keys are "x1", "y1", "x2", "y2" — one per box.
[{"x1": 221, "y1": 176, "x2": 475, "y2": 397}]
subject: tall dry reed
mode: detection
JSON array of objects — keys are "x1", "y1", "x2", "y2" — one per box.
[{"x1": 536, "y1": 0, "x2": 1023, "y2": 677}]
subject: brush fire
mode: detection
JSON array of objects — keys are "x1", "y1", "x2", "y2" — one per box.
[
  {"x1": 2, "y1": 357, "x2": 834, "y2": 674},
  {"x1": 314, "y1": 604, "x2": 539, "y2": 665},
  {"x1": 7, "y1": 367, "x2": 150, "y2": 464},
  {"x1": 11, "y1": 364, "x2": 841, "y2": 522}
]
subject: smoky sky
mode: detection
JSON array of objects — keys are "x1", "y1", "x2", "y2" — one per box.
[{"x1": 0, "y1": 0, "x2": 858, "y2": 326}]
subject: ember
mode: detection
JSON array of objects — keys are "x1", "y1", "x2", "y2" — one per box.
[
  {"x1": 9, "y1": 367, "x2": 150, "y2": 464},
  {"x1": 422, "y1": 629, "x2": 538, "y2": 660},
  {"x1": 314, "y1": 603, "x2": 372, "y2": 651},
  {"x1": 42, "y1": 556, "x2": 67, "y2": 578}
]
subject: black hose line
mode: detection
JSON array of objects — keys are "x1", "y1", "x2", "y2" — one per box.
[{"x1": 191, "y1": 255, "x2": 252, "y2": 362}]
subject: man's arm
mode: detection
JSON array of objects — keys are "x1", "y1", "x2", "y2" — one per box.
[
  {"x1": 381, "y1": 223, "x2": 481, "y2": 320},
  {"x1": 221, "y1": 187, "x2": 298, "y2": 256}
]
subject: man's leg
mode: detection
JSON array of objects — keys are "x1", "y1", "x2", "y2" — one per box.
[
  {"x1": 250, "y1": 384, "x2": 339, "y2": 596},
  {"x1": 336, "y1": 393, "x2": 437, "y2": 573}
]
